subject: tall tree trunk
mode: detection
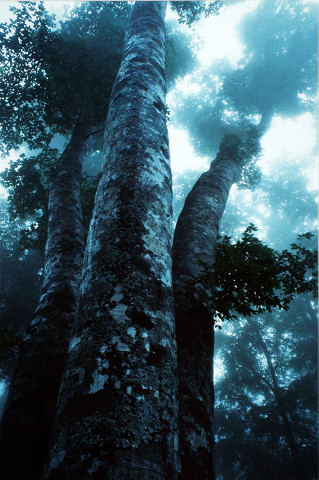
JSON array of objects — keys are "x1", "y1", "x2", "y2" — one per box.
[
  {"x1": 248, "y1": 318, "x2": 304, "y2": 480},
  {"x1": 172, "y1": 111, "x2": 273, "y2": 479},
  {"x1": 43, "y1": 3, "x2": 178, "y2": 479},
  {"x1": 172, "y1": 145, "x2": 242, "y2": 480},
  {"x1": 0, "y1": 122, "x2": 92, "y2": 480}
]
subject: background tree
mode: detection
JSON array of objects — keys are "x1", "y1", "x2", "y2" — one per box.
[
  {"x1": 0, "y1": 198, "x2": 42, "y2": 358},
  {"x1": 214, "y1": 296, "x2": 318, "y2": 480},
  {"x1": 0, "y1": 198, "x2": 42, "y2": 416}
]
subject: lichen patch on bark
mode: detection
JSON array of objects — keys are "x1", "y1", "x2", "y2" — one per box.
[{"x1": 44, "y1": 3, "x2": 178, "y2": 479}]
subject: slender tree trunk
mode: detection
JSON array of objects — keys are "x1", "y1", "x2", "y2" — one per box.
[
  {"x1": 248, "y1": 318, "x2": 304, "y2": 480},
  {"x1": 43, "y1": 3, "x2": 178, "y2": 479},
  {"x1": 173, "y1": 146, "x2": 242, "y2": 480},
  {"x1": 0, "y1": 122, "x2": 92, "y2": 480}
]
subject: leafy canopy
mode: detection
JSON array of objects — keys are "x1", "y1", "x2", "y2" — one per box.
[
  {"x1": 0, "y1": 1, "x2": 130, "y2": 250},
  {"x1": 222, "y1": 0, "x2": 318, "y2": 119},
  {"x1": 0, "y1": 1, "x2": 130, "y2": 154},
  {"x1": 198, "y1": 224, "x2": 317, "y2": 324},
  {"x1": 170, "y1": 1, "x2": 222, "y2": 26}
]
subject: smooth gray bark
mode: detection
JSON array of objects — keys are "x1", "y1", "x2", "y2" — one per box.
[
  {"x1": 43, "y1": 3, "x2": 178, "y2": 479},
  {"x1": 0, "y1": 122, "x2": 92, "y2": 480},
  {"x1": 173, "y1": 148, "x2": 242, "y2": 480}
]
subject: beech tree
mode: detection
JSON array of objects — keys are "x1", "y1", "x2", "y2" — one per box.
[
  {"x1": 172, "y1": 134, "x2": 258, "y2": 479},
  {"x1": 0, "y1": 2, "x2": 223, "y2": 478},
  {"x1": 41, "y1": 2, "x2": 178, "y2": 478},
  {"x1": 0, "y1": 3, "x2": 128, "y2": 479},
  {"x1": 172, "y1": 138, "x2": 316, "y2": 478},
  {"x1": 0, "y1": 1, "x2": 316, "y2": 479},
  {"x1": 0, "y1": 122, "x2": 94, "y2": 480}
]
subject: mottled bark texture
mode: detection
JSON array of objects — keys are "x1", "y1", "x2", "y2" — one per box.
[
  {"x1": 43, "y1": 3, "x2": 178, "y2": 479},
  {"x1": 173, "y1": 145, "x2": 242, "y2": 480},
  {"x1": 0, "y1": 122, "x2": 92, "y2": 480}
]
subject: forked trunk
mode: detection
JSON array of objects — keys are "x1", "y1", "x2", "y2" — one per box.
[
  {"x1": 173, "y1": 149, "x2": 241, "y2": 480},
  {"x1": 44, "y1": 3, "x2": 178, "y2": 479},
  {"x1": 0, "y1": 122, "x2": 92, "y2": 480}
]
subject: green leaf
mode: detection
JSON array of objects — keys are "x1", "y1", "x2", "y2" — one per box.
[{"x1": 196, "y1": 225, "x2": 318, "y2": 322}]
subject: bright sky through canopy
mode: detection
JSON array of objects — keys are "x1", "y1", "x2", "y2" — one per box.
[
  {"x1": 261, "y1": 113, "x2": 317, "y2": 183},
  {"x1": 0, "y1": 1, "x2": 317, "y2": 204},
  {"x1": 196, "y1": 0, "x2": 261, "y2": 66},
  {"x1": 166, "y1": 0, "x2": 317, "y2": 196}
]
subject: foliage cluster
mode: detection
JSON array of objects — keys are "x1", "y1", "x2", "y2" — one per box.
[
  {"x1": 171, "y1": 0, "x2": 317, "y2": 196},
  {"x1": 218, "y1": 127, "x2": 262, "y2": 189},
  {"x1": 198, "y1": 224, "x2": 317, "y2": 324},
  {"x1": 0, "y1": 1, "x2": 129, "y2": 154},
  {"x1": 0, "y1": 1, "x2": 130, "y2": 250},
  {"x1": 222, "y1": 0, "x2": 318, "y2": 118},
  {"x1": 165, "y1": 21, "x2": 197, "y2": 89},
  {"x1": 0, "y1": 147, "x2": 58, "y2": 250},
  {"x1": 0, "y1": 150, "x2": 101, "y2": 251},
  {"x1": 170, "y1": 1, "x2": 222, "y2": 26}
]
